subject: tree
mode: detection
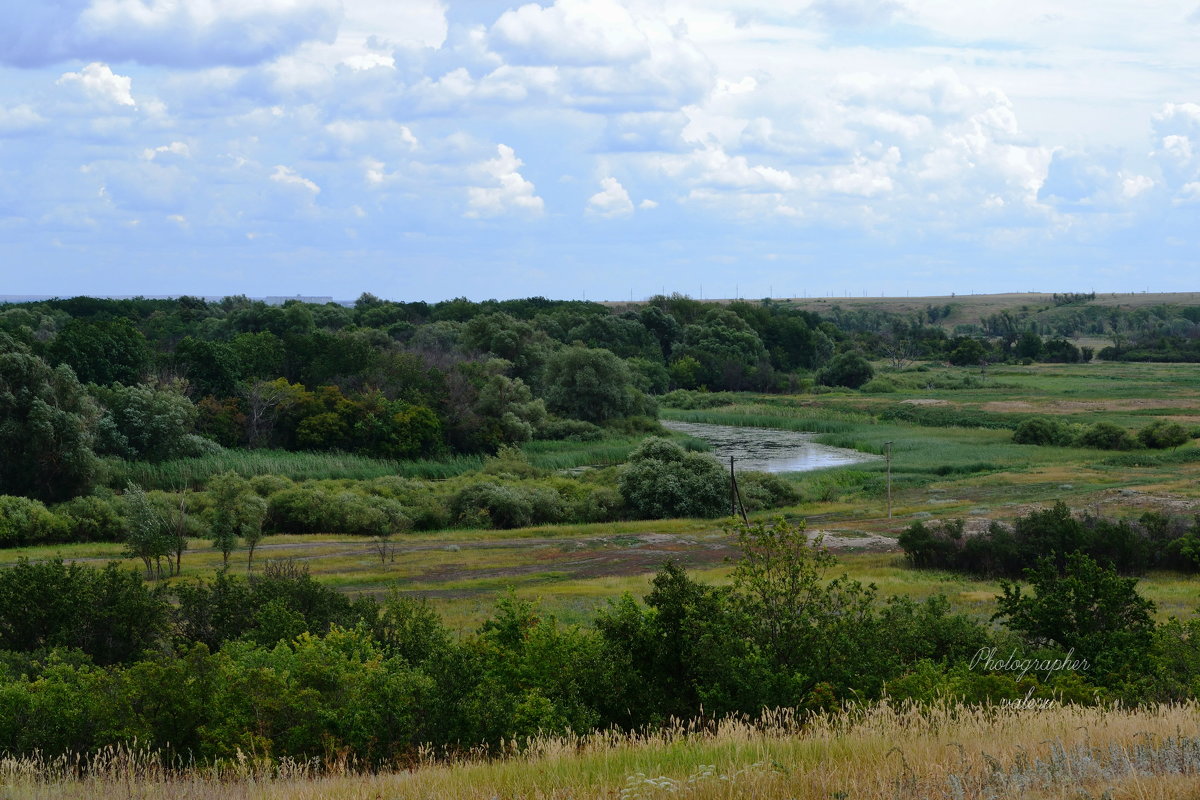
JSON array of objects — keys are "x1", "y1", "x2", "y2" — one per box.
[
  {"x1": 543, "y1": 345, "x2": 649, "y2": 423},
  {"x1": 0, "y1": 335, "x2": 100, "y2": 501},
  {"x1": 91, "y1": 381, "x2": 199, "y2": 461},
  {"x1": 1138, "y1": 420, "x2": 1191, "y2": 450},
  {"x1": 122, "y1": 484, "x2": 176, "y2": 580},
  {"x1": 47, "y1": 317, "x2": 150, "y2": 385},
  {"x1": 618, "y1": 437, "x2": 727, "y2": 518},
  {"x1": 208, "y1": 472, "x2": 266, "y2": 570},
  {"x1": 994, "y1": 551, "x2": 1156, "y2": 678}
]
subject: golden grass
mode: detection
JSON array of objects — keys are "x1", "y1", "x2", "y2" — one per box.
[{"x1": 5, "y1": 702, "x2": 1200, "y2": 799}]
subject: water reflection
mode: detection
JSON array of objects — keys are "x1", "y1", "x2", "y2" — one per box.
[{"x1": 661, "y1": 420, "x2": 879, "y2": 474}]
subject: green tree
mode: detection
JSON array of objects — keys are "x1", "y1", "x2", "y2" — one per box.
[
  {"x1": 994, "y1": 552, "x2": 1157, "y2": 678},
  {"x1": 47, "y1": 317, "x2": 150, "y2": 385},
  {"x1": 122, "y1": 484, "x2": 176, "y2": 579},
  {"x1": 208, "y1": 472, "x2": 266, "y2": 569},
  {"x1": 543, "y1": 345, "x2": 650, "y2": 423},
  {"x1": 0, "y1": 336, "x2": 100, "y2": 501},
  {"x1": 92, "y1": 381, "x2": 199, "y2": 462}
]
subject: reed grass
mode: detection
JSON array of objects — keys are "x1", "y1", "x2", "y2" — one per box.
[{"x1": 5, "y1": 701, "x2": 1200, "y2": 799}]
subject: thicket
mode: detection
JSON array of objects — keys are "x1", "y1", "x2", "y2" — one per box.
[
  {"x1": 1012, "y1": 416, "x2": 1194, "y2": 451},
  {"x1": 1, "y1": 518, "x2": 1196, "y2": 765},
  {"x1": 0, "y1": 444, "x2": 795, "y2": 550},
  {"x1": 899, "y1": 502, "x2": 1200, "y2": 577}
]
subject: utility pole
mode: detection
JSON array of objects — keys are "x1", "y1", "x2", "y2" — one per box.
[{"x1": 884, "y1": 441, "x2": 894, "y2": 518}]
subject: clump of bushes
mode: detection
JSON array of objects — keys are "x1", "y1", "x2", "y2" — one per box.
[
  {"x1": 900, "y1": 502, "x2": 1200, "y2": 577},
  {"x1": 1012, "y1": 417, "x2": 1194, "y2": 451},
  {"x1": 818, "y1": 351, "x2": 874, "y2": 389},
  {"x1": 0, "y1": 496, "x2": 69, "y2": 546},
  {"x1": 659, "y1": 389, "x2": 737, "y2": 409}
]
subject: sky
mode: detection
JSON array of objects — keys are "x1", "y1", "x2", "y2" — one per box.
[{"x1": 1, "y1": 0, "x2": 1199, "y2": 302}]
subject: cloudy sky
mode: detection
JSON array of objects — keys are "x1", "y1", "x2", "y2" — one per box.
[{"x1": 1, "y1": 0, "x2": 1199, "y2": 301}]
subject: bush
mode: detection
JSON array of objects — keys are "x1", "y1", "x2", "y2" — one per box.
[
  {"x1": 0, "y1": 496, "x2": 70, "y2": 547},
  {"x1": 54, "y1": 494, "x2": 126, "y2": 542},
  {"x1": 818, "y1": 351, "x2": 874, "y2": 389},
  {"x1": 538, "y1": 418, "x2": 604, "y2": 441},
  {"x1": 266, "y1": 486, "x2": 410, "y2": 535},
  {"x1": 1138, "y1": 420, "x2": 1191, "y2": 450},
  {"x1": 618, "y1": 437, "x2": 728, "y2": 519},
  {"x1": 1013, "y1": 417, "x2": 1074, "y2": 446},
  {"x1": 451, "y1": 482, "x2": 540, "y2": 529},
  {"x1": 658, "y1": 390, "x2": 737, "y2": 409},
  {"x1": 1076, "y1": 422, "x2": 1137, "y2": 450},
  {"x1": 736, "y1": 471, "x2": 800, "y2": 512}
]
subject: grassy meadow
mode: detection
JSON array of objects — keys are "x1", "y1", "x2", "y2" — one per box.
[{"x1": 6, "y1": 702, "x2": 1200, "y2": 799}]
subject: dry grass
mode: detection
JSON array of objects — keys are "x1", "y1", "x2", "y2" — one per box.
[{"x1": 5, "y1": 702, "x2": 1200, "y2": 799}]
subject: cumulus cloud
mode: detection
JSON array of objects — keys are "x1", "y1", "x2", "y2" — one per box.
[
  {"x1": 586, "y1": 176, "x2": 634, "y2": 217},
  {"x1": 0, "y1": 0, "x2": 341, "y2": 68},
  {"x1": 57, "y1": 62, "x2": 136, "y2": 107},
  {"x1": 466, "y1": 144, "x2": 544, "y2": 218},
  {"x1": 491, "y1": 0, "x2": 649, "y2": 66}
]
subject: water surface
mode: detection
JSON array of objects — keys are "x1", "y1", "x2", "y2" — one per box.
[{"x1": 661, "y1": 420, "x2": 879, "y2": 473}]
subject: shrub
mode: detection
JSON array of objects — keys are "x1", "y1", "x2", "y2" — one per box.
[
  {"x1": 266, "y1": 486, "x2": 410, "y2": 535},
  {"x1": 618, "y1": 437, "x2": 728, "y2": 519},
  {"x1": 736, "y1": 471, "x2": 800, "y2": 512},
  {"x1": 538, "y1": 418, "x2": 604, "y2": 441},
  {"x1": 658, "y1": 389, "x2": 737, "y2": 409},
  {"x1": 451, "y1": 482, "x2": 535, "y2": 529},
  {"x1": 54, "y1": 494, "x2": 126, "y2": 542},
  {"x1": 898, "y1": 519, "x2": 965, "y2": 569},
  {"x1": 247, "y1": 473, "x2": 294, "y2": 497},
  {"x1": 1076, "y1": 422, "x2": 1137, "y2": 450},
  {"x1": 0, "y1": 496, "x2": 70, "y2": 547},
  {"x1": 818, "y1": 351, "x2": 874, "y2": 389},
  {"x1": 1013, "y1": 417, "x2": 1073, "y2": 446},
  {"x1": 1138, "y1": 420, "x2": 1191, "y2": 450}
]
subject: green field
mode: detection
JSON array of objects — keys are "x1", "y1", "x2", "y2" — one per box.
[{"x1": 14, "y1": 359, "x2": 1200, "y2": 630}]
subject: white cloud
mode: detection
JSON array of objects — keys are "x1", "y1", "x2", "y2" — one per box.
[
  {"x1": 0, "y1": 105, "x2": 47, "y2": 136},
  {"x1": 141, "y1": 141, "x2": 190, "y2": 160},
  {"x1": 586, "y1": 176, "x2": 634, "y2": 217},
  {"x1": 491, "y1": 0, "x2": 649, "y2": 66},
  {"x1": 1121, "y1": 174, "x2": 1154, "y2": 199},
  {"x1": 639, "y1": 198, "x2": 659, "y2": 209},
  {"x1": 270, "y1": 164, "x2": 320, "y2": 194},
  {"x1": 1, "y1": 0, "x2": 342, "y2": 67},
  {"x1": 57, "y1": 62, "x2": 136, "y2": 107},
  {"x1": 466, "y1": 144, "x2": 544, "y2": 218}
]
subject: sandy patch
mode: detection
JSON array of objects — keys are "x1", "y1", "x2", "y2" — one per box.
[{"x1": 900, "y1": 398, "x2": 950, "y2": 406}]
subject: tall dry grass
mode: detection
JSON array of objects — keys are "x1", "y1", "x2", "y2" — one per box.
[{"x1": 4, "y1": 702, "x2": 1200, "y2": 799}]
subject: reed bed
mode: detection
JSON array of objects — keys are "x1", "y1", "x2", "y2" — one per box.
[{"x1": 6, "y1": 701, "x2": 1200, "y2": 799}]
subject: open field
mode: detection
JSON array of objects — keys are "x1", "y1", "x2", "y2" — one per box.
[{"x1": 6, "y1": 702, "x2": 1200, "y2": 799}]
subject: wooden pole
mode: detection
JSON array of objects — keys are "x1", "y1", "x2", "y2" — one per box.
[
  {"x1": 730, "y1": 456, "x2": 736, "y2": 518},
  {"x1": 885, "y1": 441, "x2": 893, "y2": 518}
]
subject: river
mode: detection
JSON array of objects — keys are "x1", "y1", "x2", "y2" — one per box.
[{"x1": 660, "y1": 420, "x2": 880, "y2": 474}]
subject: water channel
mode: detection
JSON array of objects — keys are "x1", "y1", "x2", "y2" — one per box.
[{"x1": 660, "y1": 420, "x2": 880, "y2": 474}]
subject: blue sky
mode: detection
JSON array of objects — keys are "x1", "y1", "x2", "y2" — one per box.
[{"x1": 1, "y1": 0, "x2": 1199, "y2": 301}]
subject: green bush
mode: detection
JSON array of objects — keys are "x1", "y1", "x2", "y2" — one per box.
[
  {"x1": 1076, "y1": 422, "x2": 1137, "y2": 450},
  {"x1": 818, "y1": 351, "x2": 874, "y2": 389},
  {"x1": 618, "y1": 437, "x2": 728, "y2": 519},
  {"x1": 659, "y1": 389, "x2": 737, "y2": 409},
  {"x1": 735, "y1": 471, "x2": 799, "y2": 512},
  {"x1": 54, "y1": 494, "x2": 126, "y2": 542},
  {"x1": 860, "y1": 377, "x2": 897, "y2": 393},
  {"x1": 0, "y1": 496, "x2": 70, "y2": 547},
  {"x1": 1138, "y1": 420, "x2": 1191, "y2": 450},
  {"x1": 538, "y1": 418, "x2": 604, "y2": 441},
  {"x1": 1013, "y1": 417, "x2": 1074, "y2": 446},
  {"x1": 266, "y1": 486, "x2": 409, "y2": 535}
]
